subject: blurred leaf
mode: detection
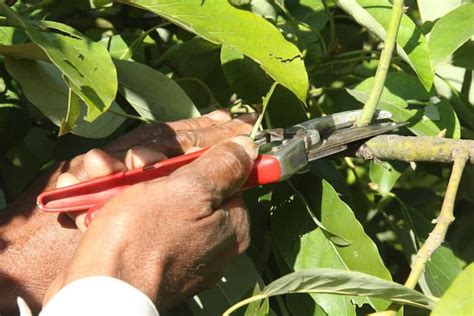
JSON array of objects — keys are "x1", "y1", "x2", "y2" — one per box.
[
  {"x1": 431, "y1": 263, "x2": 474, "y2": 316},
  {"x1": 189, "y1": 254, "x2": 264, "y2": 316},
  {"x1": 5, "y1": 58, "x2": 125, "y2": 138},
  {"x1": 0, "y1": 89, "x2": 29, "y2": 148},
  {"x1": 428, "y1": 3, "x2": 474, "y2": 67},
  {"x1": 0, "y1": 26, "x2": 27, "y2": 45},
  {"x1": 416, "y1": 0, "x2": 465, "y2": 23},
  {"x1": 337, "y1": 0, "x2": 434, "y2": 90},
  {"x1": 0, "y1": 4, "x2": 117, "y2": 120},
  {"x1": 244, "y1": 284, "x2": 270, "y2": 316},
  {"x1": 1, "y1": 127, "x2": 55, "y2": 198},
  {"x1": 452, "y1": 40, "x2": 474, "y2": 70},
  {"x1": 115, "y1": 59, "x2": 200, "y2": 121},
  {"x1": 369, "y1": 161, "x2": 404, "y2": 195},
  {"x1": 160, "y1": 37, "x2": 231, "y2": 107},
  {"x1": 271, "y1": 176, "x2": 393, "y2": 314},
  {"x1": 90, "y1": 0, "x2": 113, "y2": 8},
  {"x1": 117, "y1": 0, "x2": 309, "y2": 102},
  {"x1": 226, "y1": 268, "x2": 435, "y2": 315},
  {"x1": 288, "y1": 0, "x2": 328, "y2": 31},
  {"x1": 347, "y1": 72, "x2": 461, "y2": 138}
]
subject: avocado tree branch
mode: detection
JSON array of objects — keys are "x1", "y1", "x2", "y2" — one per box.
[
  {"x1": 355, "y1": 0, "x2": 405, "y2": 126},
  {"x1": 363, "y1": 138, "x2": 470, "y2": 315},
  {"x1": 356, "y1": 135, "x2": 474, "y2": 164}
]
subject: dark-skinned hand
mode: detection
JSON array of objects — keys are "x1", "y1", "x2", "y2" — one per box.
[{"x1": 0, "y1": 110, "x2": 256, "y2": 314}]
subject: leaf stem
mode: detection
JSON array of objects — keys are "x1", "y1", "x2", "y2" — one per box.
[
  {"x1": 250, "y1": 82, "x2": 278, "y2": 140},
  {"x1": 381, "y1": 150, "x2": 469, "y2": 315},
  {"x1": 223, "y1": 294, "x2": 266, "y2": 316},
  {"x1": 355, "y1": 0, "x2": 405, "y2": 126}
]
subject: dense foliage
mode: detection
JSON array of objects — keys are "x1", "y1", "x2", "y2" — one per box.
[{"x1": 0, "y1": 0, "x2": 473, "y2": 315}]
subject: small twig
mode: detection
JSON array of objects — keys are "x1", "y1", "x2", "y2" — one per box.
[
  {"x1": 355, "y1": 0, "x2": 405, "y2": 126},
  {"x1": 250, "y1": 82, "x2": 278, "y2": 140},
  {"x1": 380, "y1": 150, "x2": 469, "y2": 315}
]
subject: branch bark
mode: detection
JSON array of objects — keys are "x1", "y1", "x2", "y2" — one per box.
[{"x1": 356, "y1": 135, "x2": 474, "y2": 164}]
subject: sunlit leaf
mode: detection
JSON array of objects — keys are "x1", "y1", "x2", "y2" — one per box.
[
  {"x1": 0, "y1": 4, "x2": 117, "y2": 120},
  {"x1": 428, "y1": 3, "x2": 474, "y2": 67},
  {"x1": 431, "y1": 263, "x2": 474, "y2": 316},
  {"x1": 271, "y1": 176, "x2": 393, "y2": 314},
  {"x1": 116, "y1": 0, "x2": 309, "y2": 102},
  {"x1": 224, "y1": 268, "x2": 435, "y2": 315},
  {"x1": 5, "y1": 58, "x2": 125, "y2": 138}
]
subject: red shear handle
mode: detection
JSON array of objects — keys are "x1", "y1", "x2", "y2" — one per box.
[{"x1": 37, "y1": 151, "x2": 281, "y2": 213}]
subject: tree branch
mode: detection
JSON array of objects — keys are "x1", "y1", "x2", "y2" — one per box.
[
  {"x1": 356, "y1": 135, "x2": 474, "y2": 164},
  {"x1": 373, "y1": 149, "x2": 469, "y2": 315},
  {"x1": 355, "y1": 0, "x2": 405, "y2": 126}
]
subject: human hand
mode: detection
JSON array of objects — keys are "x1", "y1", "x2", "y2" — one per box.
[
  {"x1": 44, "y1": 135, "x2": 257, "y2": 311},
  {"x1": 0, "y1": 110, "x2": 256, "y2": 313}
]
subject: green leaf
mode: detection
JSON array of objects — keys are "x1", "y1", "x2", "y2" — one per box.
[
  {"x1": 5, "y1": 58, "x2": 125, "y2": 139},
  {"x1": 116, "y1": 0, "x2": 309, "y2": 102},
  {"x1": 431, "y1": 263, "x2": 474, "y2": 316},
  {"x1": 244, "y1": 284, "x2": 270, "y2": 316},
  {"x1": 224, "y1": 269, "x2": 435, "y2": 315},
  {"x1": 428, "y1": 3, "x2": 474, "y2": 67},
  {"x1": 369, "y1": 161, "x2": 404, "y2": 195},
  {"x1": 115, "y1": 59, "x2": 199, "y2": 121},
  {"x1": 336, "y1": 0, "x2": 435, "y2": 90},
  {"x1": 271, "y1": 176, "x2": 393, "y2": 314},
  {"x1": 0, "y1": 4, "x2": 117, "y2": 120},
  {"x1": 347, "y1": 72, "x2": 461, "y2": 138},
  {"x1": 189, "y1": 254, "x2": 264, "y2": 316},
  {"x1": 59, "y1": 88, "x2": 81, "y2": 136},
  {"x1": 452, "y1": 40, "x2": 474, "y2": 70},
  {"x1": 221, "y1": 44, "x2": 273, "y2": 104}
]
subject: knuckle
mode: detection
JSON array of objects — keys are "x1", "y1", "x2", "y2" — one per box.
[{"x1": 177, "y1": 130, "x2": 203, "y2": 148}]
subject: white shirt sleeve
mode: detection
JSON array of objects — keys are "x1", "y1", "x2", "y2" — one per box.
[{"x1": 33, "y1": 276, "x2": 159, "y2": 316}]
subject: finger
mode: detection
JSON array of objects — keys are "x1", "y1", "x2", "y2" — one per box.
[
  {"x1": 166, "y1": 109, "x2": 231, "y2": 130},
  {"x1": 169, "y1": 113, "x2": 256, "y2": 154},
  {"x1": 83, "y1": 149, "x2": 127, "y2": 179},
  {"x1": 105, "y1": 110, "x2": 231, "y2": 153},
  {"x1": 56, "y1": 173, "x2": 80, "y2": 188},
  {"x1": 169, "y1": 136, "x2": 257, "y2": 207},
  {"x1": 124, "y1": 146, "x2": 168, "y2": 169}
]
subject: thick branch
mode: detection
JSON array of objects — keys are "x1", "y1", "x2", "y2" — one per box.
[{"x1": 356, "y1": 135, "x2": 474, "y2": 164}]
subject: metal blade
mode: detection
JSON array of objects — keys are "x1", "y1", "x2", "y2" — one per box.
[{"x1": 307, "y1": 122, "x2": 403, "y2": 161}]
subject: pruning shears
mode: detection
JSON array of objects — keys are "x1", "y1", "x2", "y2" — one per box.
[{"x1": 37, "y1": 109, "x2": 401, "y2": 221}]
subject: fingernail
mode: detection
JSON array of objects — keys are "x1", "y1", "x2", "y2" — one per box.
[
  {"x1": 206, "y1": 109, "x2": 231, "y2": 122},
  {"x1": 236, "y1": 112, "x2": 258, "y2": 124},
  {"x1": 231, "y1": 136, "x2": 258, "y2": 160}
]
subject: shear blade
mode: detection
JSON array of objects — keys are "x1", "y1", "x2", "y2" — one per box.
[{"x1": 307, "y1": 122, "x2": 403, "y2": 161}]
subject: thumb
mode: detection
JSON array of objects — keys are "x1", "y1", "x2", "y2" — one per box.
[{"x1": 169, "y1": 136, "x2": 257, "y2": 207}]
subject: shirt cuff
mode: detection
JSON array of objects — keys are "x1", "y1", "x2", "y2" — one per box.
[{"x1": 39, "y1": 276, "x2": 159, "y2": 316}]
